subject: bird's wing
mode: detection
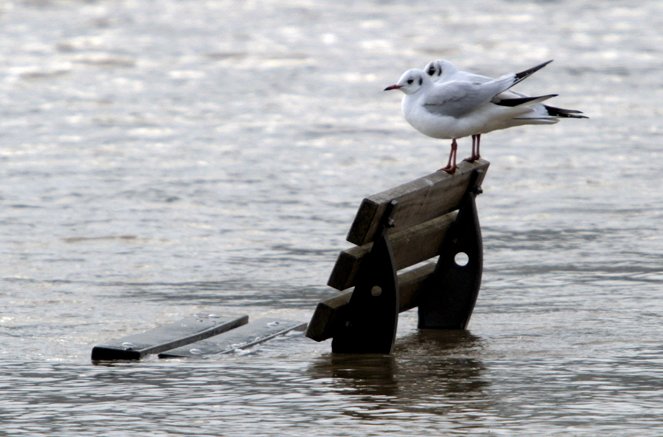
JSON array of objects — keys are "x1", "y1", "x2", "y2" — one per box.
[
  {"x1": 457, "y1": 71, "x2": 492, "y2": 84},
  {"x1": 422, "y1": 60, "x2": 552, "y2": 118},
  {"x1": 422, "y1": 80, "x2": 503, "y2": 117}
]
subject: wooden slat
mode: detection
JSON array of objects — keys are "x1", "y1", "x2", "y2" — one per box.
[
  {"x1": 347, "y1": 159, "x2": 488, "y2": 245},
  {"x1": 91, "y1": 313, "x2": 249, "y2": 361},
  {"x1": 306, "y1": 262, "x2": 436, "y2": 342},
  {"x1": 328, "y1": 211, "x2": 456, "y2": 291},
  {"x1": 159, "y1": 318, "x2": 306, "y2": 358}
]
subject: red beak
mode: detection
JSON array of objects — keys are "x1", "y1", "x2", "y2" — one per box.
[{"x1": 383, "y1": 84, "x2": 402, "y2": 91}]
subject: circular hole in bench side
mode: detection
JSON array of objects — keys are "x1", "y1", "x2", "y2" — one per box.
[{"x1": 454, "y1": 252, "x2": 469, "y2": 267}]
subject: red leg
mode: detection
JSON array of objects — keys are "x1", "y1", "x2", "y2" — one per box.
[
  {"x1": 465, "y1": 134, "x2": 481, "y2": 162},
  {"x1": 443, "y1": 143, "x2": 453, "y2": 169},
  {"x1": 441, "y1": 139, "x2": 458, "y2": 174}
]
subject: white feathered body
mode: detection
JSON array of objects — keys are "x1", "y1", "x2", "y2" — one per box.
[{"x1": 400, "y1": 78, "x2": 557, "y2": 141}]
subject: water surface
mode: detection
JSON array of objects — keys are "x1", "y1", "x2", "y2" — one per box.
[{"x1": 1, "y1": 0, "x2": 662, "y2": 435}]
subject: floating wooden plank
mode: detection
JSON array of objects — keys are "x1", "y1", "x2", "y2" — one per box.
[
  {"x1": 306, "y1": 262, "x2": 436, "y2": 342},
  {"x1": 158, "y1": 318, "x2": 306, "y2": 358},
  {"x1": 328, "y1": 212, "x2": 456, "y2": 291},
  {"x1": 347, "y1": 159, "x2": 488, "y2": 245},
  {"x1": 91, "y1": 313, "x2": 248, "y2": 361}
]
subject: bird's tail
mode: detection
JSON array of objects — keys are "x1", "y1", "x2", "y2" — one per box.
[
  {"x1": 543, "y1": 105, "x2": 589, "y2": 119},
  {"x1": 497, "y1": 94, "x2": 589, "y2": 120},
  {"x1": 494, "y1": 94, "x2": 557, "y2": 107}
]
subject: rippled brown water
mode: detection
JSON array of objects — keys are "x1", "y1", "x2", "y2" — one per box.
[{"x1": 1, "y1": 0, "x2": 662, "y2": 435}]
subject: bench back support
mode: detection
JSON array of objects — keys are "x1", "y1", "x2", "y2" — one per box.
[
  {"x1": 418, "y1": 171, "x2": 483, "y2": 329},
  {"x1": 346, "y1": 161, "x2": 488, "y2": 245},
  {"x1": 331, "y1": 201, "x2": 399, "y2": 354}
]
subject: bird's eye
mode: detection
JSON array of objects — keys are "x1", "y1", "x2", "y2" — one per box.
[
  {"x1": 418, "y1": 77, "x2": 423, "y2": 85},
  {"x1": 427, "y1": 66, "x2": 435, "y2": 76},
  {"x1": 407, "y1": 79, "x2": 414, "y2": 85},
  {"x1": 437, "y1": 68, "x2": 442, "y2": 76}
]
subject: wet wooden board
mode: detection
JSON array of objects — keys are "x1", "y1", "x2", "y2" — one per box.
[
  {"x1": 91, "y1": 313, "x2": 249, "y2": 361},
  {"x1": 328, "y1": 212, "x2": 456, "y2": 291},
  {"x1": 346, "y1": 159, "x2": 488, "y2": 245},
  {"x1": 159, "y1": 318, "x2": 307, "y2": 358},
  {"x1": 306, "y1": 262, "x2": 436, "y2": 342}
]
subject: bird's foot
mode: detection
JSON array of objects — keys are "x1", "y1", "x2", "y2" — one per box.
[
  {"x1": 463, "y1": 156, "x2": 476, "y2": 163},
  {"x1": 440, "y1": 164, "x2": 457, "y2": 174},
  {"x1": 463, "y1": 154, "x2": 481, "y2": 163}
]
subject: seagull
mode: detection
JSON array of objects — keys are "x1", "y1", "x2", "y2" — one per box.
[
  {"x1": 424, "y1": 59, "x2": 588, "y2": 121},
  {"x1": 384, "y1": 60, "x2": 558, "y2": 173},
  {"x1": 420, "y1": 59, "x2": 587, "y2": 165}
]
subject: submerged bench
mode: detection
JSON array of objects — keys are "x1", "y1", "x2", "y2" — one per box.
[
  {"x1": 91, "y1": 159, "x2": 488, "y2": 362},
  {"x1": 305, "y1": 159, "x2": 489, "y2": 354}
]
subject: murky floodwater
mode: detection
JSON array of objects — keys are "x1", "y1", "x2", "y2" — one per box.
[{"x1": 1, "y1": 0, "x2": 662, "y2": 435}]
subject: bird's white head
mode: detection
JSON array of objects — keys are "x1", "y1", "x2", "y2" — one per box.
[
  {"x1": 423, "y1": 59, "x2": 458, "y2": 82},
  {"x1": 384, "y1": 68, "x2": 430, "y2": 95}
]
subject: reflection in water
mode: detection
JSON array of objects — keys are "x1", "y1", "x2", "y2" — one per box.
[
  {"x1": 395, "y1": 330, "x2": 489, "y2": 402},
  {"x1": 308, "y1": 329, "x2": 490, "y2": 418},
  {"x1": 309, "y1": 353, "x2": 399, "y2": 397},
  {"x1": 399, "y1": 328, "x2": 485, "y2": 354}
]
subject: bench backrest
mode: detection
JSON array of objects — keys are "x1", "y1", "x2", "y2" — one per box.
[{"x1": 329, "y1": 159, "x2": 488, "y2": 291}]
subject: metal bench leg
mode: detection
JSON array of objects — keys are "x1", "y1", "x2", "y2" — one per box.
[
  {"x1": 418, "y1": 170, "x2": 484, "y2": 329},
  {"x1": 332, "y1": 201, "x2": 399, "y2": 354}
]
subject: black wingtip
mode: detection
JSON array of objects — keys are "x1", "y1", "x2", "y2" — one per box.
[
  {"x1": 543, "y1": 104, "x2": 589, "y2": 119},
  {"x1": 495, "y1": 94, "x2": 557, "y2": 107},
  {"x1": 513, "y1": 59, "x2": 554, "y2": 84}
]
